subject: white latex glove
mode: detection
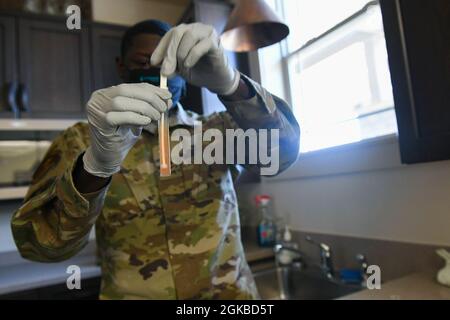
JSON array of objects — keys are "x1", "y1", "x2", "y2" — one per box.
[
  {"x1": 151, "y1": 23, "x2": 240, "y2": 96},
  {"x1": 83, "y1": 83, "x2": 172, "y2": 178}
]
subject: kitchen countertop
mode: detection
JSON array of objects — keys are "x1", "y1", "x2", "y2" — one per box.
[
  {"x1": 340, "y1": 271, "x2": 450, "y2": 300},
  {"x1": 0, "y1": 256, "x2": 101, "y2": 296},
  {"x1": 0, "y1": 243, "x2": 100, "y2": 296},
  {"x1": 241, "y1": 226, "x2": 275, "y2": 263},
  {"x1": 4, "y1": 240, "x2": 446, "y2": 300},
  {"x1": 243, "y1": 241, "x2": 274, "y2": 263}
]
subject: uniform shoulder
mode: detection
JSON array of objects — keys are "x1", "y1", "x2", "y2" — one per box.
[
  {"x1": 62, "y1": 121, "x2": 90, "y2": 142},
  {"x1": 203, "y1": 110, "x2": 240, "y2": 130},
  {"x1": 176, "y1": 104, "x2": 236, "y2": 129},
  {"x1": 199, "y1": 110, "x2": 226, "y2": 125},
  {"x1": 70, "y1": 121, "x2": 89, "y2": 134},
  {"x1": 49, "y1": 121, "x2": 90, "y2": 153}
]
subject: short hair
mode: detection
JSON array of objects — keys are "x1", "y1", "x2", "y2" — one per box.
[{"x1": 121, "y1": 20, "x2": 172, "y2": 58}]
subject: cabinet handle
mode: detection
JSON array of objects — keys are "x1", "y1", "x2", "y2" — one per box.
[
  {"x1": 2, "y1": 82, "x2": 20, "y2": 118},
  {"x1": 17, "y1": 83, "x2": 30, "y2": 114}
]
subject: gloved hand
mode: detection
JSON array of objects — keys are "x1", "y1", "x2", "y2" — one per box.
[
  {"x1": 83, "y1": 83, "x2": 172, "y2": 178},
  {"x1": 151, "y1": 23, "x2": 240, "y2": 96}
]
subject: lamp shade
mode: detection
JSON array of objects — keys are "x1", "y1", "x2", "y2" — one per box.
[{"x1": 220, "y1": 0, "x2": 290, "y2": 52}]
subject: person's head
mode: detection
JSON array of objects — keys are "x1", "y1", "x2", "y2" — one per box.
[{"x1": 116, "y1": 20, "x2": 185, "y2": 106}]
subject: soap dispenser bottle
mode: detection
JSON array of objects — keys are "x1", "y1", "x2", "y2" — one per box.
[{"x1": 277, "y1": 225, "x2": 299, "y2": 265}]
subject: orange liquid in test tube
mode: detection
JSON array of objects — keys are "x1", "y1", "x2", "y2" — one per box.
[{"x1": 159, "y1": 75, "x2": 171, "y2": 177}]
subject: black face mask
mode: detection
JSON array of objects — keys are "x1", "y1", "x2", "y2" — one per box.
[{"x1": 125, "y1": 68, "x2": 185, "y2": 107}]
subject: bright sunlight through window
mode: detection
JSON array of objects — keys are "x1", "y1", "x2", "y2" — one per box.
[{"x1": 260, "y1": 0, "x2": 397, "y2": 153}]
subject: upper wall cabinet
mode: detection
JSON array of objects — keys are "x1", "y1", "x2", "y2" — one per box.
[
  {"x1": 381, "y1": 0, "x2": 450, "y2": 164},
  {"x1": 18, "y1": 17, "x2": 91, "y2": 118},
  {"x1": 0, "y1": 12, "x2": 126, "y2": 120},
  {"x1": 1, "y1": 2, "x2": 248, "y2": 119}
]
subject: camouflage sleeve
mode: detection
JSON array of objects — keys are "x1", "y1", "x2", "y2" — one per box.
[
  {"x1": 219, "y1": 73, "x2": 300, "y2": 176},
  {"x1": 10, "y1": 123, "x2": 109, "y2": 262}
]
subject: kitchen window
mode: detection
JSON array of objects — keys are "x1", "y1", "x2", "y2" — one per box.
[{"x1": 259, "y1": 0, "x2": 396, "y2": 153}]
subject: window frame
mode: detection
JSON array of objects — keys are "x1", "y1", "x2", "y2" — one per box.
[
  {"x1": 270, "y1": 0, "x2": 398, "y2": 153},
  {"x1": 255, "y1": 0, "x2": 404, "y2": 181}
]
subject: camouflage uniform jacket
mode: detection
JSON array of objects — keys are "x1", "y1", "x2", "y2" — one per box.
[{"x1": 11, "y1": 75, "x2": 300, "y2": 300}]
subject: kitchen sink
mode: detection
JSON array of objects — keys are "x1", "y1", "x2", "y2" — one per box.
[{"x1": 253, "y1": 266, "x2": 362, "y2": 300}]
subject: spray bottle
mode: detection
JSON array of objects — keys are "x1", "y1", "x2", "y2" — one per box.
[{"x1": 255, "y1": 195, "x2": 276, "y2": 247}]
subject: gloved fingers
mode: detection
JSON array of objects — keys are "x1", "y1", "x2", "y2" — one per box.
[
  {"x1": 161, "y1": 24, "x2": 189, "y2": 77},
  {"x1": 112, "y1": 96, "x2": 163, "y2": 121},
  {"x1": 106, "y1": 111, "x2": 152, "y2": 127},
  {"x1": 151, "y1": 23, "x2": 218, "y2": 77},
  {"x1": 116, "y1": 125, "x2": 143, "y2": 138},
  {"x1": 130, "y1": 126, "x2": 143, "y2": 137},
  {"x1": 184, "y1": 36, "x2": 216, "y2": 69},
  {"x1": 177, "y1": 31, "x2": 199, "y2": 68},
  {"x1": 150, "y1": 28, "x2": 174, "y2": 68},
  {"x1": 113, "y1": 83, "x2": 172, "y2": 112},
  {"x1": 151, "y1": 24, "x2": 187, "y2": 77},
  {"x1": 124, "y1": 83, "x2": 172, "y2": 100}
]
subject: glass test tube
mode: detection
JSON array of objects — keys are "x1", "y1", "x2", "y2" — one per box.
[{"x1": 159, "y1": 75, "x2": 171, "y2": 177}]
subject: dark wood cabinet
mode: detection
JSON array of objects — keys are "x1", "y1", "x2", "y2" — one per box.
[
  {"x1": 0, "y1": 15, "x2": 15, "y2": 85},
  {"x1": 0, "y1": 3, "x2": 250, "y2": 119},
  {"x1": 91, "y1": 23, "x2": 126, "y2": 91},
  {"x1": 18, "y1": 17, "x2": 91, "y2": 118},
  {"x1": 381, "y1": 0, "x2": 450, "y2": 164},
  {"x1": 0, "y1": 12, "x2": 125, "y2": 119}
]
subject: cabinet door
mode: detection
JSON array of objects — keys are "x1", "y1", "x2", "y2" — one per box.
[
  {"x1": 18, "y1": 17, "x2": 91, "y2": 118},
  {"x1": 38, "y1": 276, "x2": 101, "y2": 300},
  {"x1": 0, "y1": 15, "x2": 17, "y2": 117},
  {"x1": 381, "y1": 0, "x2": 450, "y2": 164},
  {"x1": 91, "y1": 24, "x2": 126, "y2": 91}
]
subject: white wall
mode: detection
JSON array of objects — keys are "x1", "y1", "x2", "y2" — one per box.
[
  {"x1": 92, "y1": 0, "x2": 189, "y2": 26},
  {"x1": 237, "y1": 138, "x2": 450, "y2": 247}
]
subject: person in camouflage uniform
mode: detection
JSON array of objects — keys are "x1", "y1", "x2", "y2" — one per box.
[{"x1": 11, "y1": 20, "x2": 300, "y2": 300}]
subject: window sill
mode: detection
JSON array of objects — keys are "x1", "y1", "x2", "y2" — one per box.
[{"x1": 265, "y1": 134, "x2": 403, "y2": 182}]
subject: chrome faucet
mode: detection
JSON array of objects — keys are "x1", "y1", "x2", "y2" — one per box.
[
  {"x1": 274, "y1": 244, "x2": 302, "y2": 256},
  {"x1": 356, "y1": 253, "x2": 369, "y2": 287},
  {"x1": 273, "y1": 243, "x2": 304, "y2": 300},
  {"x1": 356, "y1": 254, "x2": 368, "y2": 273},
  {"x1": 305, "y1": 236, "x2": 334, "y2": 280}
]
